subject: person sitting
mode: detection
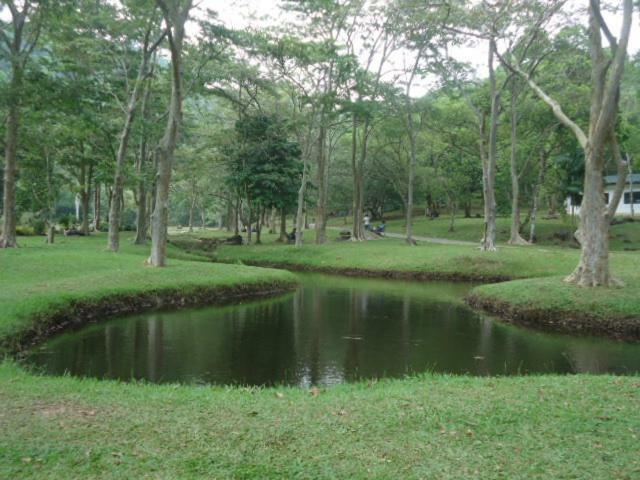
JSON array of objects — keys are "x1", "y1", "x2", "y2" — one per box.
[
  {"x1": 374, "y1": 221, "x2": 386, "y2": 235},
  {"x1": 287, "y1": 228, "x2": 297, "y2": 243}
]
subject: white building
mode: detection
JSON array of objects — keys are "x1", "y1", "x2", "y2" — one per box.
[{"x1": 566, "y1": 174, "x2": 640, "y2": 216}]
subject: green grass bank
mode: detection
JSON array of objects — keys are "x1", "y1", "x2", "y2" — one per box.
[
  {"x1": 328, "y1": 212, "x2": 640, "y2": 251},
  {"x1": 208, "y1": 236, "x2": 640, "y2": 339},
  {"x1": 0, "y1": 234, "x2": 297, "y2": 354},
  {"x1": 2, "y1": 362, "x2": 639, "y2": 479}
]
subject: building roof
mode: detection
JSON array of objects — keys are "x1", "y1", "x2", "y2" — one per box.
[{"x1": 604, "y1": 174, "x2": 640, "y2": 185}]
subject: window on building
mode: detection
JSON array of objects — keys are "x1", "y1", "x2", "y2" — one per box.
[{"x1": 623, "y1": 191, "x2": 640, "y2": 204}]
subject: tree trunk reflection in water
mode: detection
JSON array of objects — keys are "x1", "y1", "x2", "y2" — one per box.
[{"x1": 147, "y1": 317, "x2": 164, "y2": 383}]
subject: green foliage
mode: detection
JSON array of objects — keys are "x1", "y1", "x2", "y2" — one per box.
[{"x1": 225, "y1": 113, "x2": 302, "y2": 213}]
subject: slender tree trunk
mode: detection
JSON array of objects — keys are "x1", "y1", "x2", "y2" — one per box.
[
  {"x1": 108, "y1": 46, "x2": 151, "y2": 251},
  {"x1": 225, "y1": 199, "x2": 233, "y2": 232},
  {"x1": 352, "y1": 116, "x2": 371, "y2": 242},
  {"x1": 315, "y1": 123, "x2": 328, "y2": 244},
  {"x1": 629, "y1": 161, "x2": 635, "y2": 218},
  {"x1": 404, "y1": 49, "x2": 422, "y2": 245},
  {"x1": 269, "y1": 207, "x2": 276, "y2": 234},
  {"x1": 135, "y1": 75, "x2": 153, "y2": 245},
  {"x1": 482, "y1": 41, "x2": 499, "y2": 251},
  {"x1": 405, "y1": 111, "x2": 417, "y2": 245},
  {"x1": 246, "y1": 193, "x2": 253, "y2": 245},
  {"x1": 188, "y1": 195, "x2": 196, "y2": 232},
  {"x1": 1, "y1": 66, "x2": 22, "y2": 248},
  {"x1": 280, "y1": 208, "x2": 288, "y2": 242},
  {"x1": 149, "y1": 1, "x2": 191, "y2": 266},
  {"x1": 94, "y1": 183, "x2": 101, "y2": 232},
  {"x1": 351, "y1": 116, "x2": 363, "y2": 241},
  {"x1": 448, "y1": 197, "x2": 456, "y2": 232},
  {"x1": 529, "y1": 150, "x2": 547, "y2": 243},
  {"x1": 234, "y1": 195, "x2": 240, "y2": 236},
  {"x1": 80, "y1": 163, "x2": 92, "y2": 236},
  {"x1": 255, "y1": 205, "x2": 262, "y2": 244},
  {"x1": 135, "y1": 176, "x2": 148, "y2": 244},
  {"x1": 508, "y1": 86, "x2": 528, "y2": 244},
  {"x1": 45, "y1": 148, "x2": 56, "y2": 244}
]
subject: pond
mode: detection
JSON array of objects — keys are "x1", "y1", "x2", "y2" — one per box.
[{"x1": 26, "y1": 274, "x2": 640, "y2": 386}]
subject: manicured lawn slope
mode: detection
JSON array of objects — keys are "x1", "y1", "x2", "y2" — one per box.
[
  {"x1": 329, "y1": 212, "x2": 640, "y2": 250},
  {"x1": 0, "y1": 234, "x2": 297, "y2": 352},
  {"x1": 215, "y1": 236, "x2": 640, "y2": 283},
  {"x1": 2, "y1": 363, "x2": 639, "y2": 479}
]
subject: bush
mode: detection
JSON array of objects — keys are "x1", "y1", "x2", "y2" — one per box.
[
  {"x1": 16, "y1": 225, "x2": 36, "y2": 236},
  {"x1": 31, "y1": 219, "x2": 46, "y2": 236}
]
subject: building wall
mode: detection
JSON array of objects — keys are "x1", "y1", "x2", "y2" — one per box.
[{"x1": 565, "y1": 186, "x2": 639, "y2": 216}]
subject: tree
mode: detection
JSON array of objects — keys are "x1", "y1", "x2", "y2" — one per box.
[
  {"x1": 148, "y1": 0, "x2": 192, "y2": 267},
  {"x1": 225, "y1": 113, "x2": 301, "y2": 244},
  {"x1": 107, "y1": 2, "x2": 165, "y2": 252},
  {"x1": 0, "y1": 0, "x2": 43, "y2": 247},
  {"x1": 501, "y1": 0, "x2": 633, "y2": 286}
]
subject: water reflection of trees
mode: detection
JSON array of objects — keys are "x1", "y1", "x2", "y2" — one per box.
[{"x1": 28, "y1": 278, "x2": 640, "y2": 384}]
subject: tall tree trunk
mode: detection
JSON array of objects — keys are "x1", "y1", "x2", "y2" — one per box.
[
  {"x1": 108, "y1": 34, "x2": 154, "y2": 252},
  {"x1": 448, "y1": 197, "x2": 456, "y2": 232},
  {"x1": 269, "y1": 207, "x2": 276, "y2": 234},
  {"x1": 508, "y1": 86, "x2": 528, "y2": 245},
  {"x1": 134, "y1": 74, "x2": 153, "y2": 245},
  {"x1": 351, "y1": 116, "x2": 364, "y2": 241},
  {"x1": 149, "y1": 0, "x2": 191, "y2": 267},
  {"x1": 482, "y1": 40, "x2": 499, "y2": 251},
  {"x1": 464, "y1": 200, "x2": 472, "y2": 218},
  {"x1": 79, "y1": 163, "x2": 92, "y2": 236},
  {"x1": 246, "y1": 193, "x2": 253, "y2": 245},
  {"x1": 565, "y1": 149, "x2": 613, "y2": 286},
  {"x1": 188, "y1": 194, "x2": 196, "y2": 232},
  {"x1": 352, "y1": 116, "x2": 371, "y2": 242},
  {"x1": 94, "y1": 183, "x2": 101, "y2": 232},
  {"x1": 234, "y1": 195, "x2": 240, "y2": 236},
  {"x1": 529, "y1": 150, "x2": 547, "y2": 243},
  {"x1": 404, "y1": 49, "x2": 423, "y2": 245},
  {"x1": 45, "y1": 148, "x2": 56, "y2": 244},
  {"x1": 255, "y1": 205, "x2": 262, "y2": 244},
  {"x1": 135, "y1": 175, "x2": 148, "y2": 244},
  {"x1": 315, "y1": 123, "x2": 328, "y2": 244},
  {"x1": 629, "y1": 161, "x2": 635, "y2": 218},
  {"x1": 1, "y1": 65, "x2": 22, "y2": 248},
  {"x1": 280, "y1": 209, "x2": 288, "y2": 242}
]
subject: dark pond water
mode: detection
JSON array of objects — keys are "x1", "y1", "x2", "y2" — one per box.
[{"x1": 26, "y1": 274, "x2": 640, "y2": 386}]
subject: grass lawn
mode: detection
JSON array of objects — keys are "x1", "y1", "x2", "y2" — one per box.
[
  {"x1": 1, "y1": 233, "x2": 639, "y2": 478},
  {"x1": 2, "y1": 362, "x2": 639, "y2": 479},
  {"x1": 0, "y1": 234, "x2": 297, "y2": 353},
  {"x1": 328, "y1": 212, "x2": 640, "y2": 251}
]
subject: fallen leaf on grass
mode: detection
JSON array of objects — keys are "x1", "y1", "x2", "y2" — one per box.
[{"x1": 310, "y1": 387, "x2": 321, "y2": 397}]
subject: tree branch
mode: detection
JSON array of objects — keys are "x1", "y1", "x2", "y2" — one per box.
[{"x1": 495, "y1": 49, "x2": 588, "y2": 149}]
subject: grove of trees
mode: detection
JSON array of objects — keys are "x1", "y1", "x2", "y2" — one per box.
[{"x1": 1, "y1": 0, "x2": 638, "y2": 288}]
